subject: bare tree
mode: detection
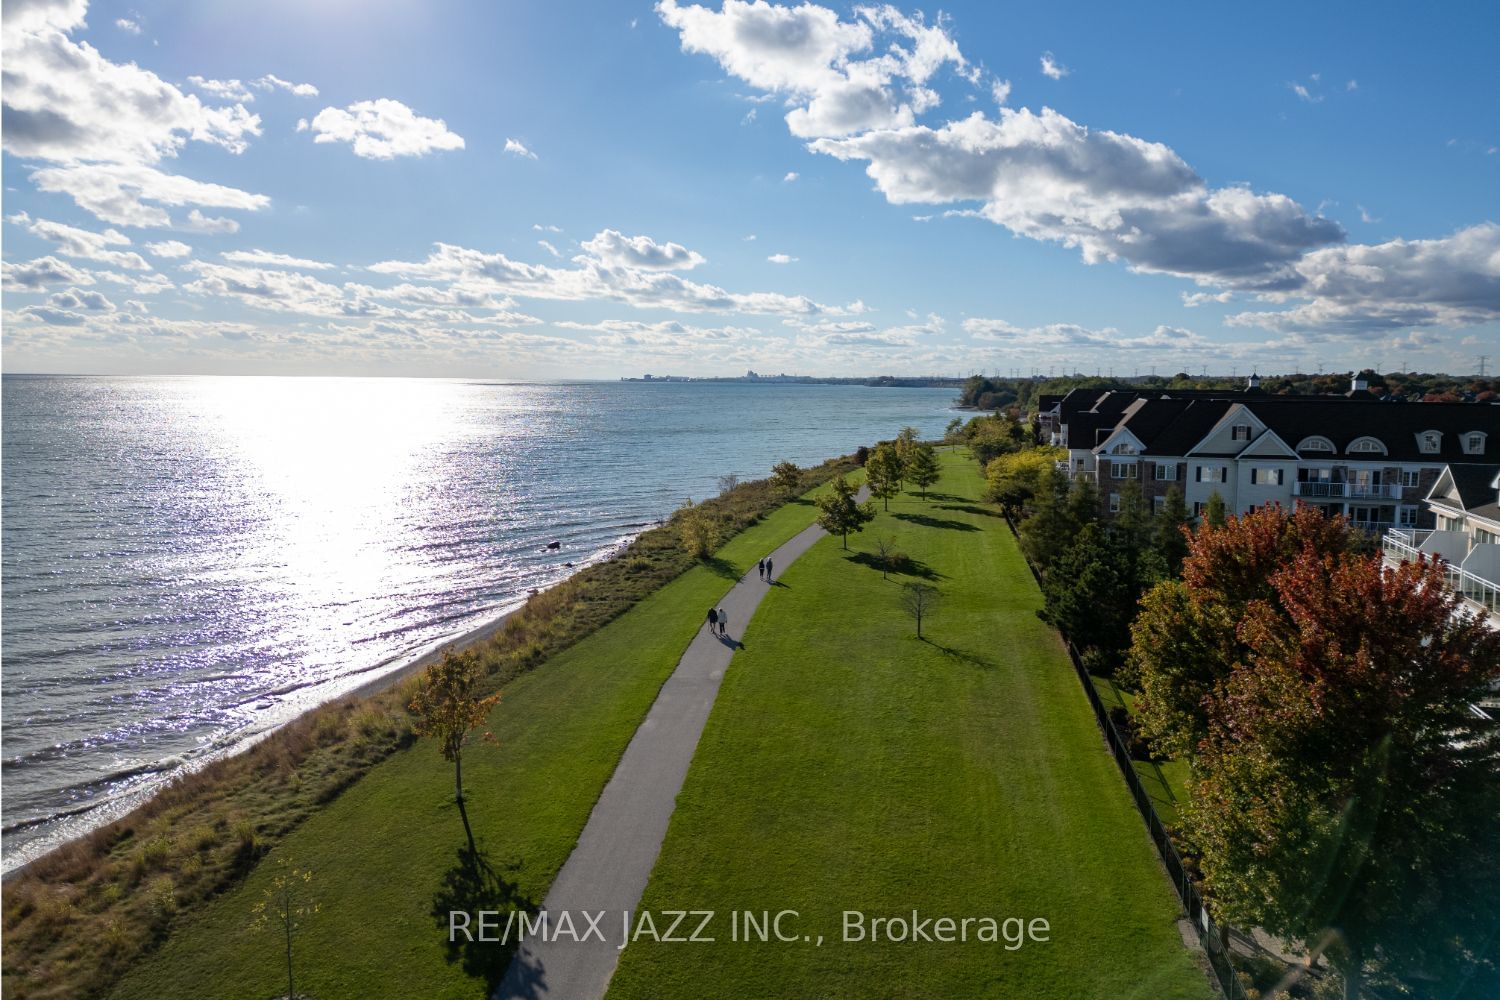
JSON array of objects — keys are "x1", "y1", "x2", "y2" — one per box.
[
  {"x1": 899, "y1": 582, "x2": 940, "y2": 639},
  {"x1": 717, "y1": 473, "x2": 741, "y2": 495},
  {"x1": 873, "y1": 535, "x2": 897, "y2": 580}
]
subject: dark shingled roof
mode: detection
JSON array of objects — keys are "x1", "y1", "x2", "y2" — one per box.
[
  {"x1": 1251, "y1": 402, "x2": 1499, "y2": 464},
  {"x1": 1441, "y1": 463, "x2": 1500, "y2": 525}
]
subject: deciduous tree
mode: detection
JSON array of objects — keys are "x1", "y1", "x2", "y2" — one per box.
[
  {"x1": 816, "y1": 475, "x2": 875, "y2": 550},
  {"x1": 865, "y1": 442, "x2": 904, "y2": 511},
  {"x1": 770, "y1": 460, "x2": 801, "y2": 500},
  {"x1": 250, "y1": 857, "x2": 319, "y2": 1000},
  {"x1": 409, "y1": 648, "x2": 500, "y2": 848},
  {"x1": 905, "y1": 444, "x2": 940, "y2": 499},
  {"x1": 674, "y1": 499, "x2": 720, "y2": 559},
  {"x1": 899, "y1": 581, "x2": 940, "y2": 639}
]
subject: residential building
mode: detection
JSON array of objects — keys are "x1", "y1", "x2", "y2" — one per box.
[{"x1": 1383, "y1": 464, "x2": 1500, "y2": 632}]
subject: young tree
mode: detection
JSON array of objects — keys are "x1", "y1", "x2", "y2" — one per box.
[
  {"x1": 905, "y1": 444, "x2": 940, "y2": 499},
  {"x1": 872, "y1": 535, "x2": 897, "y2": 580},
  {"x1": 899, "y1": 581, "x2": 940, "y2": 639},
  {"x1": 1203, "y1": 490, "x2": 1228, "y2": 528},
  {"x1": 943, "y1": 416, "x2": 964, "y2": 443},
  {"x1": 1018, "y1": 468, "x2": 1077, "y2": 572},
  {"x1": 409, "y1": 648, "x2": 500, "y2": 847},
  {"x1": 251, "y1": 857, "x2": 319, "y2": 1000},
  {"x1": 816, "y1": 475, "x2": 875, "y2": 550},
  {"x1": 865, "y1": 442, "x2": 904, "y2": 511},
  {"x1": 984, "y1": 448, "x2": 1063, "y2": 513},
  {"x1": 716, "y1": 472, "x2": 741, "y2": 495},
  {"x1": 674, "y1": 499, "x2": 719, "y2": 559},
  {"x1": 895, "y1": 425, "x2": 920, "y2": 466},
  {"x1": 1185, "y1": 552, "x2": 1500, "y2": 998},
  {"x1": 770, "y1": 460, "x2": 801, "y2": 500}
]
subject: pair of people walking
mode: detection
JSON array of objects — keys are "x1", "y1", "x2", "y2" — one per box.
[
  {"x1": 706, "y1": 606, "x2": 728, "y2": 637},
  {"x1": 757, "y1": 557, "x2": 774, "y2": 582}
]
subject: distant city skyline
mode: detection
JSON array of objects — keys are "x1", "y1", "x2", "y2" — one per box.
[{"x1": 2, "y1": 0, "x2": 1497, "y2": 378}]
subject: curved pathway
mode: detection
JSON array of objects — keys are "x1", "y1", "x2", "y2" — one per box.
[{"x1": 497, "y1": 491, "x2": 864, "y2": 1000}]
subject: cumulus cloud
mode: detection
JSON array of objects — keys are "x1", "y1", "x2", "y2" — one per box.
[
  {"x1": 183, "y1": 208, "x2": 242, "y2": 233},
  {"x1": 2, "y1": 255, "x2": 97, "y2": 291},
  {"x1": 145, "y1": 239, "x2": 192, "y2": 258},
  {"x1": 580, "y1": 229, "x2": 707, "y2": 271},
  {"x1": 254, "y1": 74, "x2": 318, "y2": 98},
  {"x1": 1226, "y1": 223, "x2": 1500, "y2": 333},
  {"x1": 658, "y1": 0, "x2": 972, "y2": 139},
  {"x1": 504, "y1": 137, "x2": 537, "y2": 159},
  {"x1": 223, "y1": 249, "x2": 335, "y2": 270},
  {"x1": 27, "y1": 162, "x2": 269, "y2": 228},
  {"x1": 48, "y1": 287, "x2": 115, "y2": 311},
  {"x1": 767, "y1": 253, "x2": 797, "y2": 263},
  {"x1": 965, "y1": 317, "x2": 1210, "y2": 352},
  {"x1": 115, "y1": 17, "x2": 140, "y2": 34},
  {"x1": 783, "y1": 171, "x2": 799, "y2": 182},
  {"x1": 370, "y1": 239, "x2": 852, "y2": 316},
  {"x1": 810, "y1": 108, "x2": 1344, "y2": 287},
  {"x1": 188, "y1": 76, "x2": 255, "y2": 103},
  {"x1": 1039, "y1": 51, "x2": 1068, "y2": 79},
  {"x1": 991, "y1": 78, "x2": 1011, "y2": 106},
  {"x1": 538, "y1": 240, "x2": 561, "y2": 257},
  {"x1": 300, "y1": 99, "x2": 465, "y2": 159},
  {"x1": 11, "y1": 214, "x2": 151, "y2": 269}
]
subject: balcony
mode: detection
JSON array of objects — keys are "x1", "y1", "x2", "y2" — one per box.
[
  {"x1": 1383, "y1": 529, "x2": 1500, "y2": 626},
  {"x1": 1293, "y1": 481, "x2": 1404, "y2": 500}
]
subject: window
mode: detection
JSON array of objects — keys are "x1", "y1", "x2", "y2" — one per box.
[
  {"x1": 1349, "y1": 436, "x2": 1388, "y2": 455},
  {"x1": 1111, "y1": 442, "x2": 1137, "y2": 455},
  {"x1": 1400, "y1": 469, "x2": 1421, "y2": 488},
  {"x1": 1250, "y1": 468, "x2": 1285, "y2": 486},
  {"x1": 1154, "y1": 463, "x2": 1176, "y2": 481},
  {"x1": 1398, "y1": 506, "x2": 1418, "y2": 528},
  {"x1": 1296, "y1": 436, "x2": 1335, "y2": 453},
  {"x1": 1197, "y1": 465, "x2": 1228, "y2": 483},
  {"x1": 1478, "y1": 528, "x2": 1499, "y2": 546},
  {"x1": 1231, "y1": 424, "x2": 1252, "y2": 442},
  {"x1": 1417, "y1": 430, "x2": 1442, "y2": 454},
  {"x1": 1193, "y1": 501, "x2": 1206, "y2": 517},
  {"x1": 1152, "y1": 495, "x2": 1166, "y2": 514},
  {"x1": 1112, "y1": 462, "x2": 1137, "y2": 479},
  {"x1": 1464, "y1": 432, "x2": 1487, "y2": 455},
  {"x1": 1109, "y1": 493, "x2": 1121, "y2": 513}
]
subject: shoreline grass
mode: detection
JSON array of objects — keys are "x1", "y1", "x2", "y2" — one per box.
[{"x1": 2, "y1": 457, "x2": 857, "y2": 1000}]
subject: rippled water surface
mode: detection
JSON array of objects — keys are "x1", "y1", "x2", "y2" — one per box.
[{"x1": 1, "y1": 375, "x2": 959, "y2": 866}]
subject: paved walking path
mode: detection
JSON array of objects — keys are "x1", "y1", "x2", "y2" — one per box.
[{"x1": 496, "y1": 493, "x2": 863, "y2": 1000}]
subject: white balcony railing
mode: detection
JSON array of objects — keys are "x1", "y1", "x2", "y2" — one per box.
[
  {"x1": 1293, "y1": 481, "x2": 1404, "y2": 500},
  {"x1": 1383, "y1": 530, "x2": 1500, "y2": 623}
]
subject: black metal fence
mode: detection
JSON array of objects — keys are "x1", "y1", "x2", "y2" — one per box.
[{"x1": 1005, "y1": 514, "x2": 1248, "y2": 1000}]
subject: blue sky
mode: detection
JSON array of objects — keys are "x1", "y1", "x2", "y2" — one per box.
[{"x1": 3, "y1": 0, "x2": 1497, "y2": 378}]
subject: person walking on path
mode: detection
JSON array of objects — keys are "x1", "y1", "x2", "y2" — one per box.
[
  {"x1": 707, "y1": 608, "x2": 717, "y2": 634},
  {"x1": 717, "y1": 607, "x2": 728, "y2": 637},
  {"x1": 757, "y1": 558, "x2": 765, "y2": 580},
  {"x1": 765, "y1": 557, "x2": 773, "y2": 582}
]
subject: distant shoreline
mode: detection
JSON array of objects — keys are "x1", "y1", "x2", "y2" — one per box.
[{"x1": 619, "y1": 375, "x2": 968, "y2": 388}]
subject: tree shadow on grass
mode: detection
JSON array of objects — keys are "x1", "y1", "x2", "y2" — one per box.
[
  {"x1": 936, "y1": 503, "x2": 1002, "y2": 519},
  {"x1": 921, "y1": 491, "x2": 966, "y2": 503},
  {"x1": 844, "y1": 551, "x2": 945, "y2": 581},
  {"x1": 892, "y1": 512, "x2": 980, "y2": 532},
  {"x1": 430, "y1": 840, "x2": 536, "y2": 992},
  {"x1": 701, "y1": 556, "x2": 740, "y2": 580},
  {"x1": 920, "y1": 637, "x2": 998, "y2": 670}
]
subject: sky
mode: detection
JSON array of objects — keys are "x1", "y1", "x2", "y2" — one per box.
[{"x1": 2, "y1": 0, "x2": 1498, "y2": 379}]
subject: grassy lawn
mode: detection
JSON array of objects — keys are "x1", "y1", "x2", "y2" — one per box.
[
  {"x1": 607, "y1": 451, "x2": 1210, "y2": 1000},
  {"x1": 109, "y1": 479, "x2": 852, "y2": 1000},
  {"x1": 1093, "y1": 675, "x2": 1191, "y2": 827}
]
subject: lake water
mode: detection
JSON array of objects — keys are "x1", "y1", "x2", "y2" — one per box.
[{"x1": 0, "y1": 375, "x2": 959, "y2": 868}]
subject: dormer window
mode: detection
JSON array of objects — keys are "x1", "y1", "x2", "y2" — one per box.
[
  {"x1": 1231, "y1": 425, "x2": 1252, "y2": 442},
  {"x1": 1348, "y1": 436, "x2": 1388, "y2": 456},
  {"x1": 1417, "y1": 430, "x2": 1442, "y2": 454},
  {"x1": 1463, "y1": 431, "x2": 1487, "y2": 455},
  {"x1": 1111, "y1": 442, "x2": 1137, "y2": 455},
  {"x1": 1296, "y1": 436, "x2": 1335, "y2": 453}
]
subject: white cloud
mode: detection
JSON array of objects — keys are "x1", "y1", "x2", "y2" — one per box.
[
  {"x1": 1289, "y1": 81, "x2": 1321, "y2": 103},
  {"x1": 504, "y1": 137, "x2": 537, "y2": 159},
  {"x1": 1181, "y1": 290, "x2": 1232, "y2": 307},
  {"x1": 580, "y1": 229, "x2": 707, "y2": 271},
  {"x1": 658, "y1": 0, "x2": 972, "y2": 139},
  {"x1": 145, "y1": 239, "x2": 192, "y2": 258},
  {"x1": 48, "y1": 287, "x2": 115, "y2": 311},
  {"x1": 991, "y1": 78, "x2": 1011, "y2": 107},
  {"x1": 809, "y1": 108, "x2": 1343, "y2": 287},
  {"x1": 11, "y1": 215, "x2": 151, "y2": 269},
  {"x1": 1226, "y1": 223, "x2": 1500, "y2": 334},
  {"x1": 254, "y1": 74, "x2": 318, "y2": 98},
  {"x1": 1358, "y1": 204, "x2": 1380, "y2": 224},
  {"x1": 1039, "y1": 51, "x2": 1068, "y2": 80},
  {"x1": 370, "y1": 240, "x2": 851, "y2": 316},
  {"x1": 301, "y1": 99, "x2": 465, "y2": 159},
  {"x1": 533, "y1": 223, "x2": 562, "y2": 233},
  {"x1": 188, "y1": 75, "x2": 255, "y2": 103},
  {"x1": 965, "y1": 317, "x2": 1211, "y2": 353},
  {"x1": 767, "y1": 253, "x2": 797, "y2": 263},
  {"x1": 2, "y1": 255, "x2": 97, "y2": 291},
  {"x1": 743, "y1": 233, "x2": 757, "y2": 241},
  {"x1": 27, "y1": 162, "x2": 268, "y2": 228},
  {"x1": 538, "y1": 240, "x2": 561, "y2": 257},
  {"x1": 115, "y1": 17, "x2": 140, "y2": 34},
  {"x1": 783, "y1": 171, "x2": 799, "y2": 182},
  {"x1": 223, "y1": 249, "x2": 335, "y2": 270},
  {"x1": 183, "y1": 208, "x2": 242, "y2": 234},
  {"x1": 1346, "y1": 79, "x2": 1358, "y2": 92}
]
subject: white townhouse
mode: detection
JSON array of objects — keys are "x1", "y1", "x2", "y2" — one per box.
[
  {"x1": 1384, "y1": 464, "x2": 1500, "y2": 629},
  {"x1": 1051, "y1": 381, "x2": 1498, "y2": 532}
]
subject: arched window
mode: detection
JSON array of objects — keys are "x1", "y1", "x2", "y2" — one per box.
[
  {"x1": 1417, "y1": 430, "x2": 1442, "y2": 454},
  {"x1": 1348, "y1": 436, "x2": 1388, "y2": 456},
  {"x1": 1296, "y1": 435, "x2": 1335, "y2": 453},
  {"x1": 1462, "y1": 431, "x2": 1487, "y2": 455}
]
